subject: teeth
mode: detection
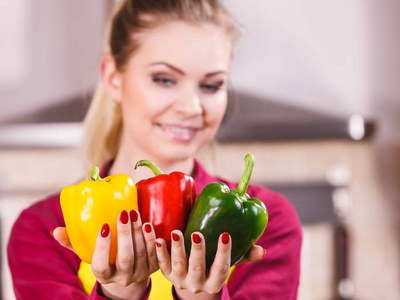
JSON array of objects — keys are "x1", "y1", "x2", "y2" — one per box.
[{"x1": 162, "y1": 125, "x2": 195, "y2": 134}]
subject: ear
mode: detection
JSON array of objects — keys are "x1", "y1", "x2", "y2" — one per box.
[{"x1": 100, "y1": 55, "x2": 123, "y2": 103}]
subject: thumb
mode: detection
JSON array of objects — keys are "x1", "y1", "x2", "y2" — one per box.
[
  {"x1": 236, "y1": 245, "x2": 266, "y2": 265},
  {"x1": 52, "y1": 227, "x2": 75, "y2": 253}
]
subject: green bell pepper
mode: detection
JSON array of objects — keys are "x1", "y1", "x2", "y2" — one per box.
[{"x1": 184, "y1": 154, "x2": 268, "y2": 269}]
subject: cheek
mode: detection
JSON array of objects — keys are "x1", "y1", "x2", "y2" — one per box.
[
  {"x1": 121, "y1": 84, "x2": 165, "y2": 118},
  {"x1": 204, "y1": 96, "x2": 227, "y2": 125}
]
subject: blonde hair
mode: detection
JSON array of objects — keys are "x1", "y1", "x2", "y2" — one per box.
[{"x1": 83, "y1": 0, "x2": 243, "y2": 169}]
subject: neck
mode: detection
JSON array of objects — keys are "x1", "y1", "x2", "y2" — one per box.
[{"x1": 109, "y1": 149, "x2": 196, "y2": 183}]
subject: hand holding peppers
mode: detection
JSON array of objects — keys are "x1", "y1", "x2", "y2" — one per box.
[
  {"x1": 184, "y1": 154, "x2": 268, "y2": 269},
  {"x1": 60, "y1": 166, "x2": 138, "y2": 264},
  {"x1": 135, "y1": 160, "x2": 196, "y2": 252}
]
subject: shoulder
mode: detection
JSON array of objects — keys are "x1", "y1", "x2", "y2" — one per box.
[
  {"x1": 194, "y1": 160, "x2": 298, "y2": 221},
  {"x1": 248, "y1": 184, "x2": 300, "y2": 228},
  {"x1": 10, "y1": 193, "x2": 65, "y2": 240},
  {"x1": 231, "y1": 182, "x2": 301, "y2": 234},
  {"x1": 194, "y1": 160, "x2": 302, "y2": 244},
  {"x1": 20, "y1": 192, "x2": 63, "y2": 221},
  {"x1": 8, "y1": 192, "x2": 78, "y2": 264},
  {"x1": 7, "y1": 192, "x2": 82, "y2": 295}
]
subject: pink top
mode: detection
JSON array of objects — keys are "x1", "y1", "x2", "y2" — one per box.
[{"x1": 7, "y1": 160, "x2": 302, "y2": 299}]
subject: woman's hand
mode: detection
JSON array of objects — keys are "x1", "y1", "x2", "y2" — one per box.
[
  {"x1": 156, "y1": 231, "x2": 266, "y2": 300},
  {"x1": 53, "y1": 210, "x2": 159, "y2": 299},
  {"x1": 155, "y1": 231, "x2": 231, "y2": 300},
  {"x1": 52, "y1": 227, "x2": 74, "y2": 252},
  {"x1": 93, "y1": 209, "x2": 158, "y2": 299},
  {"x1": 236, "y1": 244, "x2": 266, "y2": 265}
]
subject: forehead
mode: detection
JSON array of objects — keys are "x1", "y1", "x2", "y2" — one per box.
[{"x1": 130, "y1": 20, "x2": 232, "y2": 72}]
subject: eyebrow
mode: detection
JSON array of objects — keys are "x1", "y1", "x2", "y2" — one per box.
[{"x1": 149, "y1": 62, "x2": 227, "y2": 77}]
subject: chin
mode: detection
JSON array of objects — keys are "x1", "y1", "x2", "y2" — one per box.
[{"x1": 159, "y1": 143, "x2": 199, "y2": 162}]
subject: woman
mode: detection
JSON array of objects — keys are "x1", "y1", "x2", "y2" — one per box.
[{"x1": 8, "y1": 0, "x2": 302, "y2": 299}]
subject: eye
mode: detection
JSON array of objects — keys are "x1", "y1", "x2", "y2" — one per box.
[
  {"x1": 153, "y1": 76, "x2": 176, "y2": 87},
  {"x1": 200, "y1": 81, "x2": 225, "y2": 94}
]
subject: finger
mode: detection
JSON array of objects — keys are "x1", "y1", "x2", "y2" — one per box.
[
  {"x1": 188, "y1": 232, "x2": 206, "y2": 283},
  {"x1": 237, "y1": 245, "x2": 266, "y2": 264},
  {"x1": 141, "y1": 221, "x2": 158, "y2": 273},
  {"x1": 170, "y1": 230, "x2": 187, "y2": 279},
  {"x1": 130, "y1": 210, "x2": 148, "y2": 271},
  {"x1": 52, "y1": 227, "x2": 75, "y2": 253},
  {"x1": 207, "y1": 232, "x2": 231, "y2": 292},
  {"x1": 91, "y1": 223, "x2": 113, "y2": 282},
  {"x1": 115, "y1": 210, "x2": 134, "y2": 273},
  {"x1": 155, "y1": 238, "x2": 172, "y2": 277}
]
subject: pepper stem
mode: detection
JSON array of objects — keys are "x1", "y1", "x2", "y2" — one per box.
[
  {"x1": 134, "y1": 160, "x2": 164, "y2": 176},
  {"x1": 235, "y1": 154, "x2": 255, "y2": 197},
  {"x1": 89, "y1": 166, "x2": 106, "y2": 182}
]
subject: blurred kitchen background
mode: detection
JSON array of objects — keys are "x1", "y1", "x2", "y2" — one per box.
[{"x1": 1, "y1": 0, "x2": 400, "y2": 299}]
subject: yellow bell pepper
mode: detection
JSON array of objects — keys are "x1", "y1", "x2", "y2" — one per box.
[{"x1": 60, "y1": 166, "x2": 138, "y2": 265}]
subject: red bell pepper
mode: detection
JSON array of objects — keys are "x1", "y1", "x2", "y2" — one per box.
[{"x1": 134, "y1": 160, "x2": 196, "y2": 251}]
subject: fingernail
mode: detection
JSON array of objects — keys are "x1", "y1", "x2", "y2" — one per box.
[
  {"x1": 221, "y1": 232, "x2": 230, "y2": 245},
  {"x1": 129, "y1": 210, "x2": 138, "y2": 222},
  {"x1": 144, "y1": 223, "x2": 152, "y2": 233},
  {"x1": 120, "y1": 210, "x2": 129, "y2": 224},
  {"x1": 192, "y1": 233, "x2": 201, "y2": 244},
  {"x1": 263, "y1": 248, "x2": 267, "y2": 257},
  {"x1": 101, "y1": 223, "x2": 110, "y2": 238},
  {"x1": 172, "y1": 232, "x2": 180, "y2": 242},
  {"x1": 50, "y1": 228, "x2": 55, "y2": 237},
  {"x1": 155, "y1": 241, "x2": 162, "y2": 248}
]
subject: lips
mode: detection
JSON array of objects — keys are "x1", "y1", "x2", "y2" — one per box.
[{"x1": 157, "y1": 123, "x2": 201, "y2": 142}]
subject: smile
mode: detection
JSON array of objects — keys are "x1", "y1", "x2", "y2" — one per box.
[{"x1": 157, "y1": 123, "x2": 200, "y2": 142}]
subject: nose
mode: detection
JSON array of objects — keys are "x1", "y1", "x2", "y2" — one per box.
[{"x1": 174, "y1": 86, "x2": 203, "y2": 117}]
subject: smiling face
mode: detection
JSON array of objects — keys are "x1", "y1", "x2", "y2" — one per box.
[{"x1": 114, "y1": 20, "x2": 232, "y2": 164}]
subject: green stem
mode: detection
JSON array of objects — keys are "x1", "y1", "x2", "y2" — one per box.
[
  {"x1": 89, "y1": 166, "x2": 106, "y2": 181},
  {"x1": 235, "y1": 154, "x2": 255, "y2": 197},
  {"x1": 134, "y1": 160, "x2": 164, "y2": 176}
]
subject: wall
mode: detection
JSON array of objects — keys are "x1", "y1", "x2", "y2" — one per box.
[
  {"x1": 2, "y1": 1, "x2": 399, "y2": 122},
  {"x1": 369, "y1": 0, "x2": 400, "y2": 144},
  {"x1": 223, "y1": 0, "x2": 400, "y2": 119},
  {"x1": 223, "y1": 0, "x2": 371, "y2": 117},
  {"x1": 0, "y1": 0, "x2": 107, "y2": 123}
]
